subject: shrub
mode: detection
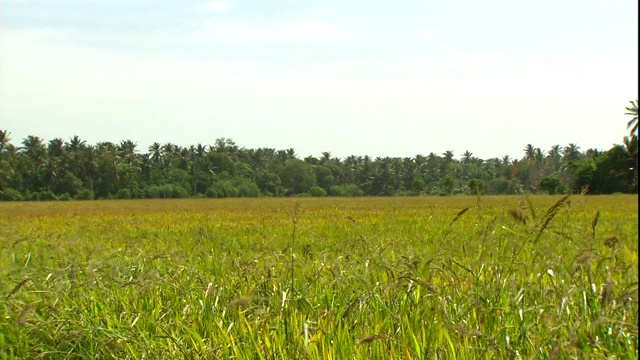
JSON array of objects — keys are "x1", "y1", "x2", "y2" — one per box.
[
  {"x1": 76, "y1": 189, "x2": 95, "y2": 200},
  {"x1": 308, "y1": 186, "x2": 327, "y2": 197},
  {"x1": 58, "y1": 192, "x2": 72, "y2": 201},
  {"x1": 206, "y1": 181, "x2": 239, "y2": 198},
  {"x1": 329, "y1": 183, "x2": 364, "y2": 197},
  {"x1": 412, "y1": 179, "x2": 426, "y2": 194},
  {"x1": 36, "y1": 190, "x2": 57, "y2": 201},
  {"x1": 145, "y1": 184, "x2": 190, "y2": 198},
  {"x1": 235, "y1": 179, "x2": 261, "y2": 197},
  {"x1": 540, "y1": 175, "x2": 567, "y2": 195},
  {"x1": 486, "y1": 178, "x2": 511, "y2": 194},
  {"x1": 115, "y1": 188, "x2": 132, "y2": 199},
  {"x1": 0, "y1": 188, "x2": 24, "y2": 201},
  {"x1": 441, "y1": 176, "x2": 456, "y2": 196},
  {"x1": 22, "y1": 191, "x2": 36, "y2": 201},
  {"x1": 468, "y1": 179, "x2": 484, "y2": 195}
]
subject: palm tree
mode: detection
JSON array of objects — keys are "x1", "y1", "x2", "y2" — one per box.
[
  {"x1": 623, "y1": 135, "x2": 638, "y2": 171},
  {"x1": 47, "y1": 138, "x2": 65, "y2": 158},
  {"x1": 562, "y1": 143, "x2": 581, "y2": 162},
  {"x1": 625, "y1": 100, "x2": 638, "y2": 137},
  {"x1": 461, "y1": 150, "x2": 473, "y2": 164},
  {"x1": 0, "y1": 130, "x2": 11, "y2": 152},
  {"x1": 584, "y1": 148, "x2": 601, "y2": 158},
  {"x1": 321, "y1": 151, "x2": 332, "y2": 164},
  {"x1": 161, "y1": 143, "x2": 177, "y2": 166},
  {"x1": 66, "y1": 135, "x2": 86, "y2": 152},
  {"x1": 548, "y1": 145, "x2": 561, "y2": 159},
  {"x1": 195, "y1": 144, "x2": 207, "y2": 158},
  {"x1": 118, "y1": 140, "x2": 137, "y2": 157},
  {"x1": 149, "y1": 142, "x2": 162, "y2": 164},
  {"x1": 523, "y1": 144, "x2": 535, "y2": 161},
  {"x1": 534, "y1": 148, "x2": 545, "y2": 163},
  {"x1": 546, "y1": 144, "x2": 562, "y2": 173},
  {"x1": 21, "y1": 135, "x2": 46, "y2": 161}
]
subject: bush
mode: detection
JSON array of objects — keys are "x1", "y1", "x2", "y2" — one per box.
[
  {"x1": 468, "y1": 179, "x2": 484, "y2": 195},
  {"x1": 144, "y1": 184, "x2": 190, "y2": 198},
  {"x1": 308, "y1": 186, "x2": 327, "y2": 197},
  {"x1": 540, "y1": 175, "x2": 567, "y2": 195},
  {"x1": 329, "y1": 183, "x2": 363, "y2": 197},
  {"x1": 486, "y1": 178, "x2": 511, "y2": 194},
  {"x1": 441, "y1": 176, "x2": 456, "y2": 196},
  {"x1": 22, "y1": 191, "x2": 36, "y2": 201},
  {"x1": 58, "y1": 193, "x2": 72, "y2": 201},
  {"x1": 36, "y1": 190, "x2": 57, "y2": 201},
  {"x1": 115, "y1": 188, "x2": 132, "y2": 199},
  {"x1": 206, "y1": 181, "x2": 239, "y2": 198},
  {"x1": 0, "y1": 188, "x2": 24, "y2": 201},
  {"x1": 76, "y1": 189, "x2": 95, "y2": 200},
  {"x1": 412, "y1": 179, "x2": 426, "y2": 194},
  {"x1": 235, "y1": 179, "x2": 261, "y2": 197}
]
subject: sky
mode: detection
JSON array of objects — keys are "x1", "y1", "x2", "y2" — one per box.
[{"x1": 1, "y1": 0, "x2": 638, "y2": 160}]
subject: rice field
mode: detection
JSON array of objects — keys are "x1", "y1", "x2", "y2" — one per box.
[{"x1": 0, "y1": 195, "x2": 637, "y2": 359}]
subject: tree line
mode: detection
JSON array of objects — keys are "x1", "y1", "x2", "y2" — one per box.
[{"x1": 1, "y1": 102, "x2": 637, "y2": 200}]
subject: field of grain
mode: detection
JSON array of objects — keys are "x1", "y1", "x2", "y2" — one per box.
[{"x1": 0, "y1": 195, "x2": 637, "y2": 359}]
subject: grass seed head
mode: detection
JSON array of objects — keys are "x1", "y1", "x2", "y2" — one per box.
[
  {"x1": 604, "y1": 236, "x2": 619, "y2": 248},
  {"x1": 356, "y1": 334, "x2": 388, "y2": 346},
  {"x1": 591, "y1": 211, "x2": 600, "y2": 239},
  {"x1": 449, "y1": 206, "x2": 471, "y2": 226},
  {"x1": 229, "y1": 296, "x2": 253, "y2": 309},
  {"x1": 205, "y1": 282, "x2": 213, "y2": 298},
  {"x1": 600, "y1": 278, "x2": 614, "y2": 306},
  {"x1": 574, "y1": 250, "x2": 599, "y2": 264},
  {"x1": 580, "y1": 184, "x2": 590, "y2": 195},
  {"x1": 17, "y1": 304, "x2": 36, "y2": 326},
  {"x1": 535, "y1": 195, "x2": 571, "y2": 243},
  {"x1": 525, "y1": 194, "x2": 537, "y2": 219},
  {"x1": 508, "y1": 209, "x2": 528, "y2": 225},
  {"x1": 6, "y1": 277, "x2": 31, "y2": 300}
]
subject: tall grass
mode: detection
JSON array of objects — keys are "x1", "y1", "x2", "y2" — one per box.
[{"x1": 0, "y1": 196, "x2": 637, "y2": 359}]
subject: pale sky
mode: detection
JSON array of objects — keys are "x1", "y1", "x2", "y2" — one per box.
[{"x1": 1, "y1": 0, "x2": 638, "y2": 160}]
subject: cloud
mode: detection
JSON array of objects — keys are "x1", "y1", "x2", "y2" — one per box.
[
  {"x1": 198, "y1": 1, "x2": 232, "y2": 12},
  {"x1": 197, "y1": 20, "x2": 354, "y2": 43}
]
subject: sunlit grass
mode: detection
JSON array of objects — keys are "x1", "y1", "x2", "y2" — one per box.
[{"x1": 0, "y1": 195, "x2": 637, "y2": 359}]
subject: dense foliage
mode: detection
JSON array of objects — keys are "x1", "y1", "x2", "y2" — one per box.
[
  {"x1": 0, "y1": 132, "x2": 636, "y2": 200},
  {"x1": 0, "y1": 102, "x2": 637, "y2": 200}
]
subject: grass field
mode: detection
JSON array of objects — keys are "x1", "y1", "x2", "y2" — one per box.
[{"x1": 0, "y1": 195, "x2": 637, "y2": 359}]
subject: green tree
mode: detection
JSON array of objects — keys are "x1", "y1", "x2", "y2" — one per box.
[
  {"x1": 468, "y1": 179, "x2": 484, "y2": 195},
  {"x1": 308, "y1": 186, "x2": 327, "y2": 197},
  {"x1": 569, "y1": 158, "x2": 596, "y2": 193},
  {"x1": 411, "y1": 178, "x2": 426, "y2": 194},
  {"x1": 591, "y1": 145, "x2": 636, "y2": 193},
  {"x1": 280, "y1": 159, "x2": 316, "y2": 194},
  {"x1": 441, "y1": 176, "x2": 456, "y2": 195},
  {"x1": 539, "y1": 175, "x2": 567, "y2": 195}
]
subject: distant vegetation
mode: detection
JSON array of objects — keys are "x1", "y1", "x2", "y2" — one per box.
[{"x1": 0, "y1": 101, "x2": 637, "y2": 200}]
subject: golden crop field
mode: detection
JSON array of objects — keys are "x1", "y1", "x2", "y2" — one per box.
[{"x1": 0, "y1": 195, "x2": 637, "y2": 359}]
